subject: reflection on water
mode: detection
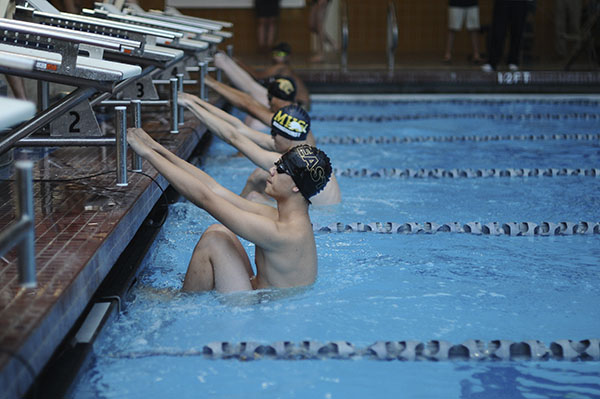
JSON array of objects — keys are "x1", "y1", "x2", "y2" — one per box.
[{"x1": 459, "y1": 363, "x2": 600, "y2": 399}]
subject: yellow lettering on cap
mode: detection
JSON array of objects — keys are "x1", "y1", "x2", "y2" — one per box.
[
  {"x1": 298, "y1": 149, "x2": 326, "y2": 188},
  {"x1": 276, "y1": 79, "x2": 295, "y2": 95},
  {"x1": 272, "y1": 109, "x2": 287, "y2": 125}
]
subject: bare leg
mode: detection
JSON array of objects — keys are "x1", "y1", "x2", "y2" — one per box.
[
  {"x1": 183, "y1": 224, "x2": 254, "y2": 293},
  {"x1": 240, "y1": 167, "x2": 269, "y2": 198},
  {"x1": 257, "y1": 17, "x2": 268, "y2": 50},
  {"x1": 444, "y1": 30, "x2": 456, "y2": 62},
  {"x1": 469, "y1": 30, "x2": 483, "y2": 62},
  {"x1": 309, "y1": 0, "x2": 330, "y2": 62},
  {"x1": 266, "y1": 16, "x2": 277, "y2": 48}
]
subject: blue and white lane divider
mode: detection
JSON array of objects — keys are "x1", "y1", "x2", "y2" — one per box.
[
  {"x1": 334, "y1": 167, "x2": 600, "y2": 178},
  {"x1": 312, "y1": 221, "x2": 600, "y2": 236},
  {"x1": 313, "y1": 97, "x2": 600, "y2": 106},
  {"x1": 311, "y1": 112, "x2": 600, "y2": 122},
  {"x1": 316, "y1": 133, "x2": 600, "y2": 144},
  {"x1": 111, "y1": 339, "x2": 600, "y2": 361}
]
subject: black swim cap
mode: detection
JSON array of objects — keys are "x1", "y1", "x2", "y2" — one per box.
[
  {"x1": 277, "y1": 145, "x2": 332, "y2": 203},
  {"x1": 267, "y1": 76, "x2": 297, "y2": 102},
  {"x1": 272, "y1": 42, "x2": 291, "y2": 55},
  {"x1": 271, "y1": 104, "x2": 310, "y2": 140}
]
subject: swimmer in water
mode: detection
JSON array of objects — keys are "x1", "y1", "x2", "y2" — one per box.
[
  {"x1": 178, "y1": 93, "x2": 341, "y2": 205},
  {"x1": 205, "y1": 73, "x2": 312, "y2": 136},
  {"x1": 127, "y1": 126, "x2": 331, "y2": 293},
  {"x1": 218, "y1": 43, "x2": 311, "y2": 110}
]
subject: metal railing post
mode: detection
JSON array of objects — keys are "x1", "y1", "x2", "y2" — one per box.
[
  {"x1": 37, "y1": 81, "x2": 49, "y2": 112},
  {"x1": 177, "y1": 73, "x2": 185, "y2": 126},
  {"x1": 130, "y1": 99, "x2": 143, "y2": 172},
  {"x1": 199, "y1": 61, "x2": 207, "y2": 100},
  {"x1": 115, "y1": 106, "x2": 128, "y2": 186},
  {"x1": 169, "y1": 77, "x2": 179, "y2": 134},
  {"x1": 16, "y1": 160, "x2": 36, "y2": 288}
]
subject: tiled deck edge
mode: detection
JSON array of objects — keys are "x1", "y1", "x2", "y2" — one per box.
[{"x1": 1, "y1": 125, "x2": 207, "y2": 399}]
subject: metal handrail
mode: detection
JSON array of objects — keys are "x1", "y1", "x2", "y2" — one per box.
[
  {"x1": 387, "y1": 0, "x2": 398, "y2": 73},
  {"x1": 340, "y1": 0, "x2": 349, "y2": 72},
  {"x1": 0, "y1": 161, "x2": 36, "y2": 288}
]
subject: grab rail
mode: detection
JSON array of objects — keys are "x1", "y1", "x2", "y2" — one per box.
[
  {"x1": 340, "y1": 0, "x2": 348, "y2": 72},
  {"x1": 0, "y1": 161, "x2": 36, "y2": 288},
  {"x1": 387, "y1": 0, "x2": 398, "y2": 73}
]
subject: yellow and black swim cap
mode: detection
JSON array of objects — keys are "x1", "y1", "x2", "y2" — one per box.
[
  {"x1": 267, "y1": 75, "x2": 297, "y2": 102},
  {"x1": 271, "y1": 104, "x2": 310, "y2": 140},
  {"x1": 277, "y1": 145, "x2": 332, "y2": 203}
]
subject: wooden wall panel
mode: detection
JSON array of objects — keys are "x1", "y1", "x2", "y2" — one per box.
[{"x1": 139, "y1": 0, "x2": 565, "y2": 63}]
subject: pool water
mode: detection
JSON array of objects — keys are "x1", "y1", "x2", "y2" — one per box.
[{"x1": 69, "y1": 95, "x2": 600, "y2": 399}]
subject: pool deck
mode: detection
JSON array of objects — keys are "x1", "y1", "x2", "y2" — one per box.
[
  {"x1": 0, "y1": 106, "x2": 209, "y2": 399},
  {"x1": 1, "y1": 62, "x2": 600, "y2": 399},
  {"x1": 244, "y1": 52, "x2": 600, "y2": 93}
]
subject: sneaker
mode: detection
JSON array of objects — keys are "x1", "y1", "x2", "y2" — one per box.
[
  {"x1": 481, "y1": 64, "x2": 494, "y2": 73},
  {"x1": 508, "y1": 64, "x2": 519, "y2": 71}
]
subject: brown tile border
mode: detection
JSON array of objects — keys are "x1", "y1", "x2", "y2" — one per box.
[{"x1": 0, "y1": 111, "x2": 208, "y2": 399}]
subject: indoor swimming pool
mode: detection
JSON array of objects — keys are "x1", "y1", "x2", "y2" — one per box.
[{"x1": 69, "y1": 95, "x2": 600, "y2": 398}]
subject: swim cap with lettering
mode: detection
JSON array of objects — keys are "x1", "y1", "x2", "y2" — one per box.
[
  {"x1": 267, "y1": 76, "x2": 297, "y2": 102},
  {"x1": 278, "y1": 145, "x2": 332, "y2": 203},
  {"x1": 271, "y1": 104, "x2": 310, "y2": 141}
]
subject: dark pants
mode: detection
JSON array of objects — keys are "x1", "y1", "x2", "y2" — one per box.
[{"x1": 488, "y1": 0, "x2": 529, "y2": 68}]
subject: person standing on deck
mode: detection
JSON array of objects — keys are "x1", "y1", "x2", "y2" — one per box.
[
  {"x1": 178, "y1": 93, "x2": 341, "y2": 206},
  {"x1": 127, "y1": 128, "x2": 331, "y2": 293},
  {"x1": 443, "y1": 0, "x2": 484, "y2": 64}
]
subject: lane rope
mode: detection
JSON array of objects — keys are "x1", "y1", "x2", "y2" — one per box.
[
  {"x1": 316, "y1": 133, "x2": 600, "y2": 145},
  {"x1": 311, "y1": 112, "x2": 600, "y2": 122},
  {"x1": 312, "y1": 221, "x2": 600, "y2": 236},
  {"x1": 110, "y1": 338, "x2": 600, "y2": 361},
  {"x1": 334, "y1": 167, "x2": 600, "y2": 179},
  {"x1": 314, "y1": 99, "x2": 600, "y2": 106}
]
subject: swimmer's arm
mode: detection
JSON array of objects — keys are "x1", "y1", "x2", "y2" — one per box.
[
  {"x1": 230, "y1": 56, "x2": 260, "y2": 79},
  {"x1": 204, "y1": 76, "x2": 273, "y2": 127},
  {"x1": 184, "y1": 94, "x2": 273, "y2": 149},
  {"x1": 127, "y1": 128, "x2": 276, "y2": 217},
  {"x1": 180, "y1": 92, "x2": 245, "y2": 129},
  {"x1": 181, "y1": 101, "x2": 277, "y2": 169},
  {"x1": 214, "y1": 52, "x2": 269, "y2": 106},
  {"x1": 234, "y1": 57, "x2": 283, "y2": 80},
  {"x1": 254, "y1": 64, "x2": 285, "y2": 79}
]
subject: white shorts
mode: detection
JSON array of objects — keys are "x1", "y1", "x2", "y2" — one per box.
[{"x1": 448, "y1": 6, "x2": 480, "y2": 31}]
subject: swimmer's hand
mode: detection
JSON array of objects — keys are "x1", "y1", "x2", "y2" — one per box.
[
  {"x1": 127, "y1": 127, "x2": 152, "y2": 157},
  {"x1": 177, "y1": 92, "x2": 194, "y2": 108},
  {"x1": 213, "y1": 52, "x2": 229, "y2": 70}
]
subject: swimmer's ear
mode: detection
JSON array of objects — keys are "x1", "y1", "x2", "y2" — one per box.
[{"x1": 292, "y1": 186, "x2": 300, "y2": 194}]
